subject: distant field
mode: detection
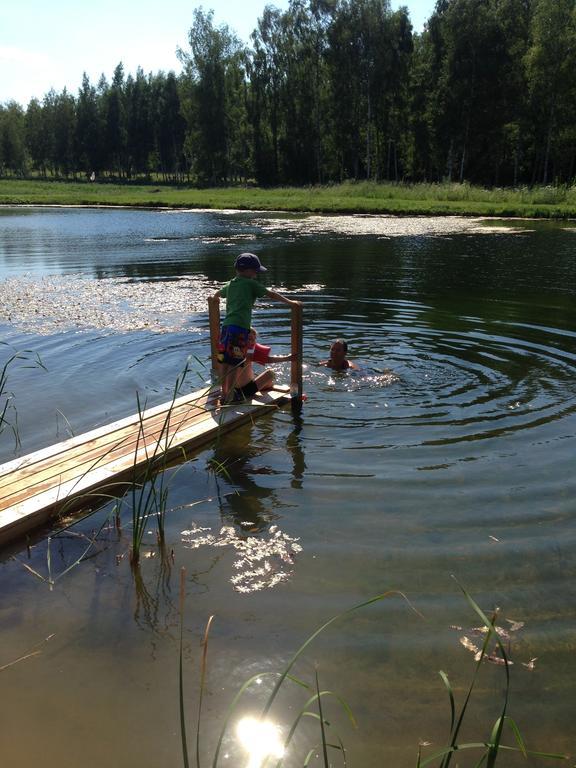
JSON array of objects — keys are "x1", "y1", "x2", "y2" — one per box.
[{"x1": 1, "y1": 178, "x2": 576, "y2": 218}]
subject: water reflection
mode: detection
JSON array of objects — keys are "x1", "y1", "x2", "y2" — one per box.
[
  {"x1": 210, "y1": 416, "x2": 307, "y2": 531},
  {"x1": 179, "y1": 420, "x2": 306, "y2": 593},
  {"x1": 236, "y1": 716, "x2": 285, "y2": 767},
  {"x1": 210, "y1": 445, "x2": 279, "y2": 533},
  {"x1": 286, "y1": 413, "x2": 306, "y2": 490}
]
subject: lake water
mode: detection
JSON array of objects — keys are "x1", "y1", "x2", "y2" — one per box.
[{"x1": 1, "y1": 207, "x2": 575, "y2": 767}]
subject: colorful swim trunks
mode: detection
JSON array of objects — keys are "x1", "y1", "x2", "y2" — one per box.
[{"x1": 218, "y1": 324, "x2": 249, "y2": 365}]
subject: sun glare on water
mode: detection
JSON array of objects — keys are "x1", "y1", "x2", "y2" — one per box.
[{"x1": 236, "y1": 717, "x2": 285, "y2": 768}]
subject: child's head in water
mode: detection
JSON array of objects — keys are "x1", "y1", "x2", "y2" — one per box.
[{"x1": 323, "y1": 339, "x2": 357, "y2": 370}]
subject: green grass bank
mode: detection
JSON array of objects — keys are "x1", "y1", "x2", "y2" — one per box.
[{"x1": 2, "y1": 178, "x2": 576, "y2": 218}]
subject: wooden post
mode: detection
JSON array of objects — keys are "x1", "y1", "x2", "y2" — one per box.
[
  {"x1": 208, "y1": 295, "x2": 221, "y2": 387},
  {"x1": 290, "y1": 302, "x2": 303, "y2": 408}
]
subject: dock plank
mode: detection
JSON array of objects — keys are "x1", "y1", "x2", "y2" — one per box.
[{"x1": 0, "y1": 397, "x2": 214, "y2": 507}]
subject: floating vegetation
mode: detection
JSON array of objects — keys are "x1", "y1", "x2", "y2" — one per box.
[
  {"x1": 417, "y1": 580, "x2": 567, "y2": 768},
  {"x1": 451, "y1": 611, "x2": 536, "y2": 669},
  {"x1": 250, "y1": 214, "x2": 531, "y2": 238},
  {"x1": 181, "y1": 523, "x2": 302, "y2": 593},
  {"x1": 0, "y1": 274, "x2": 218, "y2": 334},
  {"x1": 0, "y1": 274, "x2": 322, "y2": 335}
]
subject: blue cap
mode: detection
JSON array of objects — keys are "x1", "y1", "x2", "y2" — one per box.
[{"x1": 234, "y1": 253, "x2": 267, "y2": 272}]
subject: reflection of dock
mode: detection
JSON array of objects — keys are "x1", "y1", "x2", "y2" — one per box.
[
  {"x1": 0, "y1": 300, "x2": 303, "y2": 548},
  {"x1": 0, "y1": 386, "x2": 291, "y2": 546}
]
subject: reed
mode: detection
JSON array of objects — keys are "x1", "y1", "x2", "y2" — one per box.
[
  {"x1": 174, "y1": 584, "x2": 567, "y2": 768},
  {"x1": 11, "y1": 500, "x2": 121, "y2": 587},
  {"x1": 10, "y1": 356, "x2": 214, "y2": 581},
  {"x1": 0, "y1": 341, "x2": 46, "y2": 451},
  {"x1": 128, "y1": 357, "x2": 197, "y2": 565},
  {"x1": 416, "y1": 577, "x2": 568, "y2": 768},
  {"x1": 210, "y1": 590, "x2": 414, "y2": 768},
  {"x1": 179, "y1": 567, "x2": 190, "y2": 768},
  {"x1": 196, "y1": 614, "x2": 215, "y2": 768},
  {"x1": 0, "y1": 633, "x2": 55, "y2": 673}
]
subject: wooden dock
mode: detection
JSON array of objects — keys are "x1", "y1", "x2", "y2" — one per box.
[
  {"x1": 0, "y1": 299, "x2": 303, "y2": 547},
  {"x1": 0, "y1": 386, "x2": 291, "y2": 546}
]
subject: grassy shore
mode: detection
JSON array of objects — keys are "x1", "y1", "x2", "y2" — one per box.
[{"x1": 1, "y1": 178, "x2": 576, "y2": 217}]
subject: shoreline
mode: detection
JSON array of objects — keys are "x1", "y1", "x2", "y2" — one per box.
[
  {"x1": 1, "y1": 202, "x2": 575, "y2": 222},
  {"x1": 2, "y1": 179, "x2": 576, "y2": 219}
]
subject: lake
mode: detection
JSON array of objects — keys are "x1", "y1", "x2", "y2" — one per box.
[{"x1": 1, "y1": 206, "x2": 575, "y2": 767}]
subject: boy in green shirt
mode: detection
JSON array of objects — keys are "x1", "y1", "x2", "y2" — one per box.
[{"x1": 213, "y1": 253, "x2": 299, "y2": 400}]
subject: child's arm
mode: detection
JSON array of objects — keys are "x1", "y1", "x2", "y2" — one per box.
[
  {"x1": 265, "y1": 290, "x2": 301, "y2": 307},
  {"x1": 212, "y1": 289, "x2": 221, "y2": 299},
  {"x1": 267, "y1": 352, "x2": 296, "y2": 363}
]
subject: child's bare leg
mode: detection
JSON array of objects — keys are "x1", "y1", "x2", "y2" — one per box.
[
  {"x1": 221, "y1": 361, "x2": 242, "y2": 402},
  {"x1": 254, "y1": 369, "x2": 275, "y2": 392},
  {"x1": 220, "y1": 363, "x2": 232, "y2": 399}
]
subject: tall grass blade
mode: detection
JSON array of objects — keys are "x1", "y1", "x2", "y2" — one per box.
[
  {"x1": 46, "y1": 536, "x2": 52, "y2": 587},
  {"x1": 303, "y1": 748, "x2": 316, "y2": 767},
  {"x1": 315, "y1": 668, "x2": 329, "y2": 768},
  {"x1": 276, "y1": 686, "x2": 358, "y2": 768},
  {"x1": 502, "y1": 716, "x2": 527, "y2": 758},
  {"x1": 211, "y1": 672, "x2": 284, "y2": 768},
  {"x1": 472, "y1": 753, "x2": 489, "y2": 768},
  {"x1": 0, "y1": 344, "x2": 46, "y2": 450},
  {"x1": 261, "y1": 590, "x2": 417, "y2": 720},
  {"x1": 10, "y1": 557, "x2": 47, "y2": 583},
  {"x1": 420, "y1": 742, "x2": 567, "y2": 768},
  {"x1": 439, "y1": 614, "x2": 496, "y2": 768},
  {"x1": 52, "y1": 513, "x2": 114, "y2": 583},
  {"x1": 439, "y1": 670, "x2": 455, "y2": 736},
  {"x1": 196, "y1": 615, "x2": 214, "y2": 768},
  {"x1": 0, "y1": 633, "x2": 55, "y2": 672},
  {"x1": 494, "y1": 745, "x2": 567, "y2": 760},
  {"x1": 212, "y1": 591, "x2": 417, "y2": 768},
  {"x1": 277, "y1": 690, "x2": 356, "y2": 767},
  {"x1": 450, "y1": 576, "x2": 509, "y2": 768},
  {"x1": 179, "y1": 567, "x2": 190, "y2": 768}
]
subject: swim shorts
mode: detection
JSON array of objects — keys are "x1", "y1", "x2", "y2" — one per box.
[
  {"x1": 233, "y1": 379, "x2": 259, "y2": 401},
  {"x1": 218, "y1": 324, "x2": 249, "y2": 365}
]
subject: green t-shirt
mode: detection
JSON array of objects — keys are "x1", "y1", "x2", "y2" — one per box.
[{"x1": 221, "y1": 275, "x2": 268, "y2": 330}]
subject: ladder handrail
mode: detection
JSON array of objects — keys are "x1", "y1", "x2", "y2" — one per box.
[{"x1": 207, "y1": 296, "x2": 303, "y2": 403}]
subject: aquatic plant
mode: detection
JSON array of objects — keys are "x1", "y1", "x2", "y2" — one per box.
[
  {"x1": 128, "y1": 357, "x2": 197, "y2": 565},
  {"x1": 416, "y1": 578, "x2": 567, "y2": 768},
  {"x1": 8, "y1": 355, "x2": 213, "y2": 581},
  {"x1": 176, "y1": 590, "x2": 413, "y2": 768},
  {"x1": 11, "y1": 502, "x2": 121, "y2": 587},
  {"x1": 175, "y1": 582, "x2": 567, "y2": 768},
  {"x1": 0, "y1": 632, "x2": 55, "y2": 673},
  {"x1": 0, "y1": 341, "x2": 46, "y2": 450}
]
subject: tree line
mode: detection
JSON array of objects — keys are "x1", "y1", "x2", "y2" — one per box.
[{"x1": 1, "y1": 0, "x2": 575, "y2": 187}]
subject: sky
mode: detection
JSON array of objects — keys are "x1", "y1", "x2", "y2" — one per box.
[{"x1": 0, "y1": 0, "x2": 435, "y2": 107}]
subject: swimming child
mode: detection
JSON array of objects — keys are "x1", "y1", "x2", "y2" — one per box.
[
  {"x1": 233, "y1": 328, "x2": 295, "y2": 401},
  {"x1": 320, "y1": 339, "x2": 358, "y2": 371},
  {"x1": 213, "y1": 253, "x2": 299, "y2": 400}
]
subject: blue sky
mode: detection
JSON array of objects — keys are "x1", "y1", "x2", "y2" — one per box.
[{"x1": 0, "y1": 1, "x2": 435, "y2": 106}]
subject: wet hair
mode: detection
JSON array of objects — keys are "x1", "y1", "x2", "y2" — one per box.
[{"x1": 331, "y1": 339, "x2": 348, "y2": 354}]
